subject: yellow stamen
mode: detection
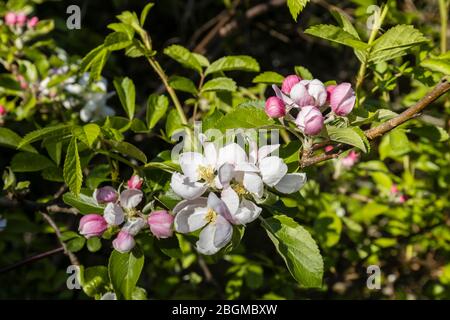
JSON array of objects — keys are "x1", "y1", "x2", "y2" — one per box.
[
  {"x1": 205, "y1": 208, "x2": 217, "y2": 223},
  {"x1": 197, "y1": 165, "x2": 215, "y2": 185},
  {"x1": 232, "y1": 183, "x2": 249, "y2": 196}
]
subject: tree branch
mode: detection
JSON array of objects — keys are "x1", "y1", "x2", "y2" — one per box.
[
  {"x1": 0, "y1": 247, "x2": 64, "y2": 274},
  {"x1": 300, "y1": 77, "x2": 450, "y2": 168}
]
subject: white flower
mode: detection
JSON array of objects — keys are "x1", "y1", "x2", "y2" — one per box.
[
  {"x1": 80, "y1": 92, "x2": 115, "y2": 122},
  {"x1": 174, "y1": 193, "x2": 234, "y2": 255},
  {"x1": 104, "y1": 203, "x2": 124, "y2": 226},
  {"x1": 122, "y1": 217, "x2": 147, "y2": 236},
  {"x1": 100, "y1": 292, "x2": 117, "y2": 300},
  {"x1": 102, "y1": 188, "x2": 144, "y2": 227}
]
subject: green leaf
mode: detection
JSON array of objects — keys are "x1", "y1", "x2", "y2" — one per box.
[
  {"x1": 326, "y1": 126, "x2": 369, "y2": 153},
  {"x1": 0, "y1": 128, "x2": 37, "y2": 153},
  {"x1": 369, "y1": 25, "x2": 427, "y2": 64},
  {"x1": 107, "y1": 23, "x2": 135, "y2": 39},
  {"x1": 262, "y1": 215, "x2": 323, "y2": 288},
  {"x1": 114, "y1": 77, "x2": 136, "y2": 120},
  {"x1": 214, "y1": 102, "x2": 274, "y2": 132},
  {"x1": 163, "y1": 45, "x2": 202, "y2": 74},
  {"x1": 169, "y1": 76, "x2": 198, "y2": 94},
  {"x1": 18, "y1": 124, "x2": 72, "y2": 149},
  {"x1": 202, "y1": 77, "x2": 237, "y2": 92},
  {"x1": 294, "y1": 66, "x2": 313, "y2": 80},
  {"x1": 131, "y1": 287, "x2": 147, "y2": 300},
  {"x1": 379, "y1": 128, "x2": 411, "y2": 160},
  {"x1": 193, "y1": 53, "x2": 210, "y2": 67},
  {"x1": 421, "y1": 55, "x2": 450, "y2": 76},
  {"x1": 62, "y1": 192, "x2": 104, "y2": 214},
  {"x1": 313, "y1": 212, "x2": 342, "y2": 248},
  {"x1": 87, "y1": 237, "x2": 102, "y2": 252},
  {"x1": 252, "y1": 72, "x2": 284, "y2": 84},
  {"x1": 63, "y1": 137, "x2": 83, "y2": 196},
  {"x1": 304, "y1": 24, "x2": 369, "y2": 50},
  {"x1": 109, "y1": 247, "x2": 145, "y2": 300},
  {"x1": 140, "y1": 2, "x2": 155, "y2": 26},
  {"x1": 165, "y1": 109, "x2": 184, "y2": 138},
  {"x1": 67, "y1": 237, "x2": 86, "y2": 252},
  {"x1": 287, "y1": 0, "x2": 310, "y2": 21},
  {"x1": 83, "y1": 124, "x2": 101, "y2": 148},
  {"x1": 81, "y1": 266, "x2": 110, "y2": 298},
  {"x1": 80, "y1": 45, "x2": 106, "y2": 73},
  {"x1": 104, "y1": 32, "x2": 133, "y2": 51},
  {"x1": 107, "y1": 140, "x2": 148, "y2": 163},
  {"x1": 11, "y1": 152, "x2": 53, "y2": 172},
  {"x1": 205, "y1": 55, "x2": 260, "y2": 75},
  {"x1": 146, "y1": 94, "x2": 169, "y2": 129}
]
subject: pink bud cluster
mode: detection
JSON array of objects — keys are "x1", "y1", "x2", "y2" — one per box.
[
  {"x1": 0, "y1": 105, "x2": 6, "y2": 117},
  {"x1": 4, "y1": 12, "x2": 39, "y2": 28},
  {"x1": 265, "y1": 74, "x2": 356, "y2": 136},
  {"x1": 390, "y1": 184, "x2": 408, "y2": 204}
]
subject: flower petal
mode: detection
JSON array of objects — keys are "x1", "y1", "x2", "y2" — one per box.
[
  {"x1": 179, "y1": 152, "x2": 207, "y2": 181},
  {"x1": 274, "y1": 173, "x2": 307, "y2": 194},
  {"x1": 243, "y1": 172, "x2": 264, "y2": 198},
  {"x1": 170, "y1": 172, "x2": 207, "y2": 200},
  {"x1": 187, "y1": 207, "x2": 209, "y2": 232},
  {"x1": 234, "y1": 162, "x2": 259, "y2": 173},
  {"x1": 218, "y1": 163, "x2": 235, "y2": 188},
  {"x1": 173, "y1": 198, "x2": 208, "y2": 233},
  {"x1": 203, "y1": 142, "x2": 218, "y2": 168},
  {"x1": 217, "y1": 143, "x2": 248, "y2": 167},
  {"x1": 119, "y1": 189, "x2": 143, "y2": 209},
  {"x1": 213, "y1": 215, "x2": 233, "y2": 248},
  {"x1": 259, "y1": 156, "x2": 288, "y2": 186},
  {"x1": 207, "y1": 192, "x2": 232, "y2": 222},
  {"x1": 221, "y1": 187, "x2": 240, "y2": 216},
  {"x1": 258, "y1": 144, "x2": 280, "y2": 161},
  {"x1": 122, "y1": 217, "x2": 147, "y2": 236},
  {"x1": 196, "y1": 216, "x2": 232, "y2": 255},
  {"x1": 233, "y1": 199, "x2": 262, "y2": 225},
  {"x1": 103, "y1": 203, "x2": 125, "y2": 226}
]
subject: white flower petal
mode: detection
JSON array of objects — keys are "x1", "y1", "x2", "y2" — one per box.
[
  {"x1": 196, "y1": 216, "x2": 232, "y2": 255},
  {"x1": 274, "y1": 173, "x2": 307, "y2": 194},
  {"x1": 203, "y1": 142, "x2": 218, "y2": 168},
  {"x1": 259, "y1": 156, "x2": 288, "y2": 186},
  {"x1": 103, "y1": 203, "x2": 125, "y2": 226},
  {"x1": 218, "y1": 163, "x2": 235, "y2": 188},
  {"x1": 174, "y1": 198, "x2": 208, "y2": 233},
  {"x1": 207, "y1": 193, "x2": 231, "y2": 221},
  {"x1": 119, "y1": 189, "x2": 143, "y2": 209},
  {"x1": 122, "y1": 217, "x2": 147, "y2": 236},
  {"x1": 187, "y1": 207, "x2": 209, "y2": 232},
  {"x1": 221, "y1": 187, "x2": 240, "y2": 215},
  {"x1": 233, "y1": 199, "x2": 262, "y2": 225},
  {"x1": 179, "y1": 152, "x2": 207, "y2": 181},
  {"x1": 258, "y1": 144, "x2": 280, "y2": 161},
  {"x1": 217, "y1": 143, "x2": 248, "y2": 167},
  {"x1": 243, "y1": 172, "x2": 264, "y2": 198},
  {"x1": 213, "y1": 215, "x2": 233, "y2": 248},
  {"x1": 170, "y1": 172, "x2": 207, "y2": 200},
  {"x1": 234, "y1": 162, "x2": 259, "y2": 173}
]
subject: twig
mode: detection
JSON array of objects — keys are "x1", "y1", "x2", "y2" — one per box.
[
  {"x1": 41, "y1": 212, "x2": 80, "y2": 266},
  {"x1": 0, "y1": 247, "x2": 64, "y2": 274},
  {"x1": 300, "y1": 77, "x2": 450, "y2": 167}
]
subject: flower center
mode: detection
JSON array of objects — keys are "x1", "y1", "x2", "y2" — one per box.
[
  {"x1": 124, "y1": 208, "x2": 138, "y2": 218},
  {"x1": 232, "y1": 183, "x2": 249, "y2": 196},
  {"x1": 197, "y1": 165, "x2": 215, "y2": 185},
  {"x1": 204, "y1": 208, "x2": 217, "y2": 223}
]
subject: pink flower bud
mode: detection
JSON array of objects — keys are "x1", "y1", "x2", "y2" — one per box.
[
  {"x1": 330, "y1": 83, "x2": 356, "y2": 116},
  {"x1": 16, "y1": 13, "x2": 27, "y2": 27},
  {"x1": 398, "y1": 195, "x2": 408, "y2": 204},
  {"x1": 27, "y1": 16, "x2": 39, "y2": 28},
  {"x1": 79, "y1": 214, "x2": 108, "y2": 238},
  {"x1": 341, "y1": 150, "x2": 359, "y2": 168},
  {"x1": 148, "y1": 210, "x2": 174, "y2": 239},
  {"x1": 390, "y1": 184, "x2": 399, "y2": 195},
  {"x1": 326, "y1": 85, "x2": 336, "y2": 103},
  {"x1": 281, "y1": 75, "x2": 301, "y2": 94},
  {"x1": 0, "y1": 105, "x2": 6, "y2": 116},
  {"x1": 325, "y1": 145, "x2": 333, "y2": 152},
  {"x1": 94, "y1": 186, "x2": 118, "y2": 204},
  {"x1": 112, "y1": 230, "x2": 135, "y2": 253},
  {"x1": 295, "y1": 106, "x2": 324, "y2": 136},
  {"x1": 290, "y1": 83, "x2": 314, "y2": 107},
  {"x1": 265, "y1": 96, "x2": 286, "y2": 118},
  {"x1": 4, "y1": 12, "x2": 16, "y2": 26},
  {"x1": 127, "y1": 175, "x2": 143, "y2": 190}
]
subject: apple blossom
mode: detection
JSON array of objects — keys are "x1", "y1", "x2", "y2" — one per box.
[
  {"x1": 174, "y1": 193, "x2": 234, "y2": 255},
  {"x1": 127, "y1": 175, "x2": 143, "y2": 190},
  {"x1": 79, "y1": 214, "x2": 108, "y2": 238},
  {"x1": 112, "y1": 230, "x2": 135, "y2": 253},
  {"x1": 290, "y1": 79, "x2": 327, "y2": 107},
  {"x1": 4, "y1": 12, "x2": 16, "y2": 26},
  {"x1": 103, "y1": 203, "x2": 125, "y2": 226},
  {"x1": 93, "y1": 186, "x2": 118, "y2": 204},
  {"x1": 27, "y1": 16, "x2": 39, "y2": 28},
  {"x1": 148, "y1": 210, "x2": 174, "y2": 239},
  {"x1": 295, "y1": 106, "x2": 324, "y2": 135},
  {"x1": 265, "y1": 96, "x2": 286, "y2": 118},
  {"x1": 16, "y1": 13, "x2": 27, "y2": 27},
  {"x1": 341, "y1": 150, "x2": 359, "y2": 168},
  {"x1": 329, "y1": 82, "x2": 356, "y2": 116},
  {"x1": 281, "y1": 74, "x2": 301, "y2": 94}
]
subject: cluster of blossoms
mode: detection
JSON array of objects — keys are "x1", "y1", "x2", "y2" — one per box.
[
  {"x1": 3, "y1": 12, "x2": 39, "y2": 31},
  {"x1": 390, "y1": 184, "x2": 408, "y2": 204},
  {"x1": 170, "y1": 136, "x2": 307, "y2": 255},
  {"x1": 78, "y1": 175, "x2": 175, "y2": 253},
  {"x1": 265, "y1": 75, "x2": 356, "y2": 136}
]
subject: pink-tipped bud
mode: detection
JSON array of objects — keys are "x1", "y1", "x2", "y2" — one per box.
[
  {"x1": 112, "y1": 230, "x2": 135, "y2": 253},
  {"x1": 4, "y1": 12, "x2": 16, "y2": 26},
  {"x1": 148, "y1": 210, "x2": 174, "y2": 239},
  {"x1": 94, "y1": 186, "x2": 118, "y2": 204},
  {"x1": 15, "y1": 13, "x2": 27, "y2": 27},
  {"x1": 325, "y1": 145, "x2": 334, "y2": 153},
  {"x1": 398, "y1": 195, "x2": 408, "y2": 204},
  {"x1": 341, "y1": 150, "x2": 359, "y2": 168},
  {"x1": 78, "y1": 214, "x2": 108, "y2": 238},
  {"x1": 330, "y1": 83, "x2": 356, "y2": 116},
  {"x1": 295, "y1": 106, "x2": 324, "y2": 136},
  {"x1": 27, "y1": 16, "x2": 39, "y2": 28},
  {"x1": 326, "y1": 85, "x2": 336, "y2": 103},
  {"x1": 265, "y1": 96, "x2": 286, "y2": 118},
  {"x1": 0, "y1": 105, "x2": 6, "y2": 116},
  {"x1": 281, "y1": 75, "x2": 301, "y2": 94},
  {"x1": 127, "y1": 175, "x2": 143, "y2": 190},
  {"x1": 390, "y1": 184, "x2": 399, "y2": 195}
]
